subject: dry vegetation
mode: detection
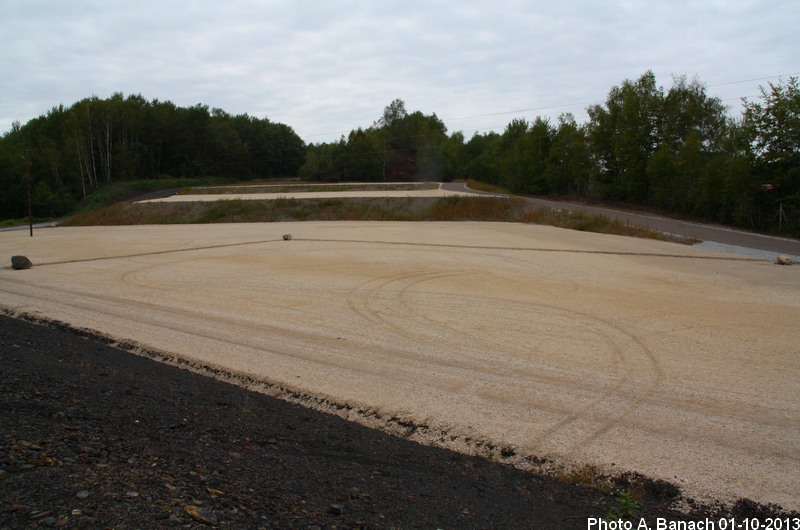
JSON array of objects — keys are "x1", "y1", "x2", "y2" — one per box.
[
  {"x1": 186, "y1": 182, "x2": 440, "y2": 194},
  {"x1": 61, "y1": 194, "x2": 694, "y2": 244}
]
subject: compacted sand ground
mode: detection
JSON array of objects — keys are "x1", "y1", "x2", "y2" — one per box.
[{"x1": 1, "y1": 221, "x2": 798, "y2": 511}]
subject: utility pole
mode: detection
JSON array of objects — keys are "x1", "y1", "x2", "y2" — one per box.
[
  {"x1": 23, "y1": 153, "x2": 33, "y2": 237},
  {"x1": 778, "y1": 202, "x2": 787, "y2": 234}
]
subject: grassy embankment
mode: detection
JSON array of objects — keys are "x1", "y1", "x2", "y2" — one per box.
[
  {"x1": 0, "y1": 177, "x2": 227, "y2": 228},
  {"x1": 59, "y1": 179, "x2": 692, "y2": 244}
]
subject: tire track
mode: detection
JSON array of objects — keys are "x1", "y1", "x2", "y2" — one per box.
[
  {"x1": 298, "y1": 237, "x2": 759, "y2": 261},
  {"x1": 411, "y1": 294, "x2": 663, "y2": 455},
  {"x1": 0, "y1": 277, "x2": 391, "y2": 381},
  {"x1": 343, "y1": 265, "x2": 663, "y2": 455}
]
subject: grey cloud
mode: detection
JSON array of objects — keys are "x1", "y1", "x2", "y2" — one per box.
[{"x1": 1, "y1": 0, "x2": 798, "y2": 142}]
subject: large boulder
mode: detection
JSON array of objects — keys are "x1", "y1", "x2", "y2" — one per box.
[{"x1": 11, "y1": 255, "x2": 33, "y2": 270}]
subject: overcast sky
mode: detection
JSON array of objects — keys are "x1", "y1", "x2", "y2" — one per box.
[{"x1": 2, "y1": 1, "x2": 798, "y2": 143}]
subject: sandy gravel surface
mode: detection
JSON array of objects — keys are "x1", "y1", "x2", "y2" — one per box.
[{"x1": 2, "y1": 221, "x2": 798, "y2": 510}]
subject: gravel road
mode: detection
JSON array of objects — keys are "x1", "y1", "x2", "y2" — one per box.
[{"x1": 451, "y1": 183, "x2": 799, "y2": 258}]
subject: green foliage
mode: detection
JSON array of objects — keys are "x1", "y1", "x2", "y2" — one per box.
[
  {"x1": 647, "y1": 144, "x2": 679, "y2": 210},
  {"x1": 606, "y1": 489, "x2": 641, "y2": 520},
  {"x1": 6, "y1": 75, "x2": 800, "y2": 236},
  {"x1": 439, "y1": 131, "x2": 466, "y2": 182},
  {"x1": 463, "y1": 132, "x2": 502, "y2": 185},
  {"x1": 0, "y1": 94, "x2": 304, "y2": 220},
  {"x1": 294, "y1": 76, "x2": 799, "y2": 237},
  {"x1": 298, "y1": 98, "x2": 449, "y2": 183},
  {"x1": 545, "y1": 114, "x2": 592, "y2": 195},
  {"x1": 302, "y1": 75, "x2": 751, "y2": 231},
  {"x1": 587, "y1": 71, "x2": 664, "y2": 202},
  {"x1": 31, "y1": 180, "x2": 76, "y2": 217},
  {"x1": 72, "y1": 177, "x2": 225, "y2": 213},
  {"x1": 342, "y1": 128, "x2": 383, "y2": 181},
  {"x1": 742, "y1": 76, "x2": 800, "y2": 233},
  {"x1": 743, "y1": 77, "x2": 800, "y2": 165}
]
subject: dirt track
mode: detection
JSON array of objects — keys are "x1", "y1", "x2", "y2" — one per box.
[{"x1": 1, "y1": 221, "x2": 798, "y2": 510}]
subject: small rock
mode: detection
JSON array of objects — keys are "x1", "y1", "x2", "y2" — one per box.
[
  {"x1": 11, "y1": 255, "x2": 33, "y2": 270},
  {"x1": 185, "y1": 505, "x2": 218, "y2": 525},
  {"x1": 775, "y1": 255, "x2": 793, "y2": 265},
  {"x1": 76, "y1": 490, "x2": 90, "y2": 499},
  {"x1": 282, "y1": 234, "x2": 292, "y2": 240},
  {"x1": 328, "y1": 503, "x2": 345, "y2": 515},
  {"x1": 29, "y1": 510, "x2": 52, "y2": 520}
]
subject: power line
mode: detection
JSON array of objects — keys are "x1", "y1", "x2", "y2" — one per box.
[
  {"x1": 442, "y1": 101, "x2": 598, "y2": 122},
  {"x1": 300, "y1": 71, "x2": 798, "y2": 142},
  {"x1": 707, "y1": 71, "x2": 800, "y2": 88}
]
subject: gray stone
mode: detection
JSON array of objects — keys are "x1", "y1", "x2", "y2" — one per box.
[
  {"x1": 775, "y1": 255, "x2": 793, "y2": 265},
  {"x1": 11, "y1": 255, "x2": 32, "y2": 270}
]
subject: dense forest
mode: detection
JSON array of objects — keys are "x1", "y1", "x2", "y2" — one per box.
[
  {"x1": 300, "y1": 73, "x2": 800, "y2": 236},
  {"x1": 1, "y1": 72, "x2": 798, "y2": 235},
  {"x1": 0, "y1": 94, "x2": 305, "y2": 219}
]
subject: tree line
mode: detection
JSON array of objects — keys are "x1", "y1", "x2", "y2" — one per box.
[
  {"x1": 300, "y1": 73, "x2": 799, "y2": 235},
  {"x1": 0, "y1": 93, "x2": 305, "y2": 218},
  {"x1": 1, "y1": 72, "x2": 798, "y2": 235}
]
